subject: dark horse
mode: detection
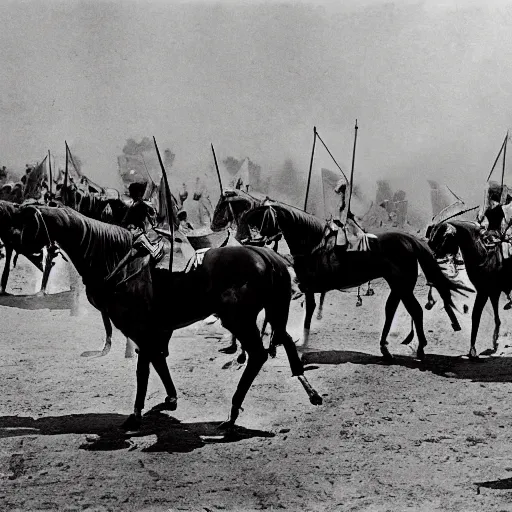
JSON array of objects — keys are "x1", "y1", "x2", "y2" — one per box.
[
  {"x1": 428, "y1": 220, "x2": 512, "y2": 358},
  {"x1": 12, "y1": 205, "x2": 322, "y2": 429},
  {"x1": 240, "y1": 203, "x2": 471, "y2": 360},
  {"x1": 211, "y1": 189, "x2": 328, "y2": 319},
  {"x1": 0, "y1": 200, "x2": 44, "y2": 294}
]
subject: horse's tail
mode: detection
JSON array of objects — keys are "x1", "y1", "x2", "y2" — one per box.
[{"x1": 411, "y1": 235, "x2": 472, "y2": 330}]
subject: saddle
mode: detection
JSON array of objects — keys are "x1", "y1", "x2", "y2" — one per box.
[
  {"x1": 104, "y1": 231, "x2": 166, "y2": 288},
  {"x1": 323, "y1": 218, "x2": 376, "y2": 252}
]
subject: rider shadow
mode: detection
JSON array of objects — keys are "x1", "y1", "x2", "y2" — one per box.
[
  {"x1": 302, "y1": 349, "x2": 512, "y2": 383},
  {"x1": 0, "y1": 411, "x2": 274, "y2": 454}
]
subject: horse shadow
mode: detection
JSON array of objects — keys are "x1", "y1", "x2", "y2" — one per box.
[
  {"x1": 0, "y1": 410, "x2": 274, "y2": 453},
  {"x1": 302, "y1": 349, "x2": 512, "y2": 383},
  {"x1": 475, "y1": 476, "x2": 512, "y2": 494}
]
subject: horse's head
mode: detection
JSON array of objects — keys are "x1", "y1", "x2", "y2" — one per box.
[
  {"x1": 210, "y1": 190, "x2": 254, "y2": 232},
  {"x1": 243, "y1": 205, "x2": 280, "y2": 240},
  {"x1": 11, "y1": 205, "x2": 51, "y2": 256},
  {"x1": 427, "y1": 222, "x2": 459, "y2": 259}
]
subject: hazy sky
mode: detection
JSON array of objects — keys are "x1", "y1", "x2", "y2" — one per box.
[{"x1": 1, "y1": 0, "x2": 512, "y2": 213}]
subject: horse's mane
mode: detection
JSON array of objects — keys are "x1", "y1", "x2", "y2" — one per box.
[
  {"x1": 37, "y1": 205, "x2": 133, "y2": 278},
  {"x1": 243, "y1": 203, "x2": 325, "y2": 254}
]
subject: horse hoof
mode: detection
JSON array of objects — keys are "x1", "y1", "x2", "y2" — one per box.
[
  {"x1": 381, "y1": 350, "x2": 393, "y2": 362},
  {"x1": 237, "y1": 352, "x2": 247, "y2": 364},
  {"x1": 218, "y1": 420, "x2": 235, "y2": 432},
  {"x1": 268, "y1": 346, "x2": 277, "y2": 359},
  {"x1": 463, "y1": 304, "x2": 469, "y2": 314},
  {"x1": 425, "y1": 302, "x2": 434, "y2": 311},
  {"x1": 451, "y1": 323, "x2": 461, "y2": 332},
  {"x1": 309, "y1": 392, "x2": 323, "y2": 406},
  {"x1": 505, "y1": 302, "x2": 512, "y2": 311},
  {"x1": 219, "y1": 346, "x2": 237, "y2": 355},
  {"x1": 316, "y1": 313, "x2": 323, "y2": 321},
  {"x1": 121, "y1": 414, "x2": 141, "y2": 431},
  {"x1": 468, "y1": 348, "x2": 479, "y2": 360},
  {"x1": 416, "y1": 350, "x2": 426, "y2": 361}
]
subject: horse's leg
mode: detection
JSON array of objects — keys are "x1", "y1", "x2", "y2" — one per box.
[
  {"x1": 425, "y1": 284, "x2": 436, "y2": 310},
  {"x1": 220, "y1": 322, "x2": 268, "y2": 428},
  {"x1": 316, "y1": 292, "x2": 326, "y2": 320},
  {"x1": 365, "y1": 281, "x2": 375, "y2": 296},
  {"x1": 38, "y1": 247, "x2": 56, "y2": 295},
  {"x1": 277, "y1": 330, "x2": 322, "y2": 405},
  {"x1": 0, "y1": 246, "x2": 12, "y2": 295},
  {"x1": 469, "y1": 292, "x2": 488, "y2": 359},
  {"x1": 301, "y1": 292, "x2": 316, "y2": 350},
  {"x1": 81, "y1": 311, "x2": 113, "y2": 357},
  {"x1": 380, "y1": 291, "x2": 401, "y2": 361},
  {"x1": 147, "y1": 353, "x2": 178, "y2": 412},
  {"x1": 489, "y1": 291, "x2": 502, "y2": 355},
  {"x1": 400, "y1": 291, "x2": 428, "y2": 361},
  {"x1": 443, "y1": 301, "x2": 462, "y2": 332},
  {"x1": 122, "y1": 352, "x2": 151, "y2": 430},
  {"x1": 356, "y1": 287, "x2": 363, "y2": 307}
]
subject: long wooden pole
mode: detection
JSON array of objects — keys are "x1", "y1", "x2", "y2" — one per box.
[
  {"x1": 486, "y1": 134, "x2": 507, "y2": 182},
  {"x1": 304, "y1": 126, "x2": 317, "y2": 212},
  {"x1": 47, "y1": 150, "x2": 53, "y2": 198},
  {"x1": 63, "y1": 141, "x2": 69, "y2": 205},
  {"x1": 501, "y1": 131, "x2": 508, "y2": 198},
  {"x1": 346, "y1": 120, "x2": 359, "y2": 217},
  {"x1": 153, "y1": 137, "x2": 174, "y2": 271},
  {"x1": 211, "y1": 144, "x2": 223, "y2": 196}
]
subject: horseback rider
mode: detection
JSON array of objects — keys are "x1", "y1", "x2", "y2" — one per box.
[
  {"x1": 122, "y1": 182, "x2": 156, "y2": 234},
  {"x1": 477, "y1": 188, "x2": 509, "y2": 247}
]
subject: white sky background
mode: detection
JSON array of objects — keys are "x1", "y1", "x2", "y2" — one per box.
[{"x1": 1, "y1": 0, "x2": 512, "y2": 214}]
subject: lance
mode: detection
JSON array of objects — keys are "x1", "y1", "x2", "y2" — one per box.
[
  {"x1": 346, "y1": 120, "x2": 359, "y2": 218},
  {"x1": 501, "y1": 131, "x2": 509, "y2": 199},
  {"x1": 140, "y1": 153, "x2": 155, "y2": 186},
  {"x1": 48, "y1": 150, "x2": 53, "y2": 198},
  {"x1": 63, "y1": 141, "x2": 69, "y2": 205},
  {"x1": 486, "y1": 133, "x2": 507, "y2": 182},
  {"x1": 153, "y1": 136, "x2": 175, "y2": 271},
  {"x1": 446, "y1": 185, "x2": 463, "y2": 204},
  {"x1": 211, "y1": 144, "x2": 223, "y2": 196},
  {"x1": 304, "y1": 126, "x2": 317, "y2": 212}
]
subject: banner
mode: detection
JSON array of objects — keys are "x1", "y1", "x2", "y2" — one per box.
[{"x1": 23, "y1": 157, "x2": 48, "y2": 200}]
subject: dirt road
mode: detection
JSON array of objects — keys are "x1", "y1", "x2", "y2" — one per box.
[{"x1": 2, "y1": 258, "x2": 512, "y2": 511}]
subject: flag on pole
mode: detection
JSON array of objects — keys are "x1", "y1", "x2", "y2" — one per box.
[
  {"x1": 24, "y1": 156, "x2": 48, "y2": 200},
  {"x1": 157, "y1": 175, "x2": 179, "y2": 230}
]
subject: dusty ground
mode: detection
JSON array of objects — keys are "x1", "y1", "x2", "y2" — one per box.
[{"x1": 3, "y1": 257, "x2": 512, "y2": 511}]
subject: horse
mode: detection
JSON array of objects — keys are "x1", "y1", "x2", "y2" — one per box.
[
  {"x1": 240, "y1": 203, "x2": 472, "y2": 360},
  {"x1": 11, "y1": 204, "x2": 322, "y2": 430},
  {"x1": 428, "y1": 219, "x2": 512, "y2": 358},
  {"x1": 211, "y1": 189, "x2": 333, "y2": 318},
  {"x1": 0, "y1": 200, "x2": 44, "y2": 294},
  {"x1": 52, "y1": 188, "x2": 134, "y2": 357}
]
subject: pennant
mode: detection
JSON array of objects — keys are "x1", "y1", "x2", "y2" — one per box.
[
  {"x1": 157, "y1": 175, "x2": 179, "y2": 230},
  {"x1": 23, "y1": 156, "x2": 48, "y2": 200}
]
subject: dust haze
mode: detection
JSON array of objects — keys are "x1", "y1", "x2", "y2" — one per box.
[{"x1": 1, "y1": 0, "x2": 512, "y2": 220}]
